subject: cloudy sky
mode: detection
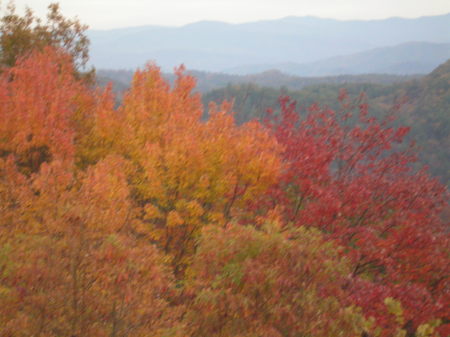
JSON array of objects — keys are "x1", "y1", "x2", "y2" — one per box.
[{"x1": 6, "y1": 0, "x2": 450, "y2": 29}]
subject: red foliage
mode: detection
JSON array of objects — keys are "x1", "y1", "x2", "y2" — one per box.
[{"x1": 264, "y1": 92, "x2": 449, "y2": 334}]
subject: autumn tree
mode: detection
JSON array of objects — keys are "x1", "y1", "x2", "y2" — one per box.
[
  {"x1": 0, "y1": 1, "x2": 92, "y2": 79},
  {"x1": 263, "y1": 93, "x2": 449, "y2": 336},
  {"x1": 0, "y1": 49, "x2": 177, "y2": 336},
  {"x1": 89, "y1": 64, "x2": 282, "y2": 277}
]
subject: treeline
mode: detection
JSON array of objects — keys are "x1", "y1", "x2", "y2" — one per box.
[
  {"x1": 98, "y1": 68, "x2": 421, "y2": 93},
  {"x1": 203, "y1": 82, "x2": 392, "y2": 123}
]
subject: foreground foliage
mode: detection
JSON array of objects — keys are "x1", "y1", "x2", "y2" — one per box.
[{"x1": 0, "y1": 49, "x2": 448, "y2": 336}]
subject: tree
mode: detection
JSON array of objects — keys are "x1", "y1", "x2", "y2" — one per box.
[
  {"x1": 0, "y1": 49, "x2": 177, "y2": 337},
  {"x1": 182, "y1": 223, "x2": 372, "y2": 337},
  {"x1": 263, "y1": 93, "x2": 449, "y2": 336},
  {"x1": 0, "y1": 1, "x2": 92, "y2": 79},
  {"x1": 89, "y1": 64, "x2": 282, "y2": 277},
  {"x1": 0, "y1": 47, "x2": 79, "y2": 174}
]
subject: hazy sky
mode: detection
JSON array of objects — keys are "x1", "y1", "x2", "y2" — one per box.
[{"x1": 6, "y1": 0, "x2": 450, "y2": 29}]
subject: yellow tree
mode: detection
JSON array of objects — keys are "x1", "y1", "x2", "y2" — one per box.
[{"x1": 93, "y1": 64, "x2": 282, "y2": 276}]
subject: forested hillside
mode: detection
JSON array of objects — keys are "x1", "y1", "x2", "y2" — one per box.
[
  {"x1": 203, "y1": 59, "x2": 450, "y2": 186},
  {"x1": 98, "y1": 68, "x2": 420, "y2": 93},
  {"x1": 379, "y1": 59, "x2": 450, "y2": 185}
]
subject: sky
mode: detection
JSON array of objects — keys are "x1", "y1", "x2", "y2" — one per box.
[{"x1": 5, "y1": 0, "x2": 450, "y2": 29}]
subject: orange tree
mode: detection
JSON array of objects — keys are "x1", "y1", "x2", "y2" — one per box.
[
  {"x1": 89, "y1": 64, "x2": 282, "y2": 277},
  {"x1": 0, "y1": 49, "x2": 176, "y2": 336}
]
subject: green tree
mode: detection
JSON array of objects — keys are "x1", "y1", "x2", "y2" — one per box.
[{"x1": 0, "y1": 1, "x2": 91, "y2": 78}]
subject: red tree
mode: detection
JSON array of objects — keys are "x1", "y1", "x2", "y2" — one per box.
[{"x1": 263, "y1": 92, "x2": 449, "y2": 335}]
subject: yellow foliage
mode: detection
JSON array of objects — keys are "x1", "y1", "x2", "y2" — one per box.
[{"x1": 85, "y1": 63, "x2": 282, "y2": 275}]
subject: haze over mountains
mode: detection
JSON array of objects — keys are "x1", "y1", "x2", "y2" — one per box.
[
  {"x1": 88, "y1": 13, "x2": 450, "y2": 76},
  {"x1": 227, "y1": 42, "x2": 450, "y2": 75}
]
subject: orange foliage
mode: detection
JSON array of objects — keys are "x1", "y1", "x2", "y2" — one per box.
[
  {"x1": 0, "y1": 48, "x2": 447, "y2": 337},
  {"x1": 0, "y1": 50, "x2": 177, "y2": 336},
  {"x1": 0, "y1": 49, "x2": 282, "y2": 334},
  {"x1": 92, "y1": 64, "x2": 282, "y2": 275}
]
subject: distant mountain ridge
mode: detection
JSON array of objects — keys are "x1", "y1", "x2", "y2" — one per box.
[
  {"x1": 87, "y1": 13, "x2": 450, "y2": 74},
  {"x1": 226, "y1": 42, "x2": 450, "y2": 76}
]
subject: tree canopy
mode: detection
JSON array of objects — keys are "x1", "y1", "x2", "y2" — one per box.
[
  {"x1": 0, "y1": 2, "x2": 448, "y2": 334},
  {"x1": 0, "y1": 47, "x2": 447, "y2": 337},
  {"x1": 0, "y1": 1, "x2": 91, "y2": 78}
]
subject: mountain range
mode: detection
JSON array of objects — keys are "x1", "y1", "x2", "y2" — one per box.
[
  {"x1": 88, "y1": 14, "x2": 450, "y2": 75},
  {"x1": 226, "y1": 42, "x2": 450, "y2": 75}
]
